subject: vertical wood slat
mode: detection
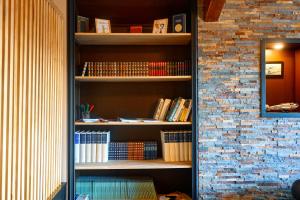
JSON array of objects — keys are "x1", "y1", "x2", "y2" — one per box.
[{"x1": 0, "y1": 0, "x2": 65, "y2": 199}]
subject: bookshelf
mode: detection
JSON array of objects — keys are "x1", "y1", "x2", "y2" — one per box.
[
  {"x1": 75, "y1": 33, "x2": 192, "y2": 45},
  {"x1": 75, "y1": 76, "x2": 192, "y2": 82},
  {"x1": 70, "y1": 0, "x2": 197, "y2": 198},
  {"x1": 75, "y1": 160, "x2": 192, "y2": 170}
]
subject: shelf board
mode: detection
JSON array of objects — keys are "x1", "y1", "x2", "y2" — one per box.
[
  {"x1": 75, "y1": 76, "x2": 192, "y2": 82},
  {"x1": 75, "y1": 121, "x2": 192, "y2": 126},
  {"x1": 75, "y1": 160, "x2": 192, "y2": 170},
  {"x1": 75, "y1": 33, "x2": 192, "y2": 45}
]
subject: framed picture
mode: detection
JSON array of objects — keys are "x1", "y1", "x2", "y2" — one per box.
[
  {"x1": 266, "y1": 61, "x2": 284, "y2": 78},
  {"x1": 153, "y1": 18, "x2": 168, "y2": 34},
  {"x1": 95, "y1": 18, "x2": 111, "y2": 33}
]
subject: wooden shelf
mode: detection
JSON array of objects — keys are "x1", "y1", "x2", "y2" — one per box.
[
  {"x1": 75, "y1": 121, "x2": 192, "y2": 126},
  {"x1": 75, "y1": 33, "x2": 192, "y2": 45},
  {"x1": 75, "y1": 160, "x2": 192, "y2": 170},
  {"x1": 75, "y1": 76, "x2": 192, "y2": 82}
]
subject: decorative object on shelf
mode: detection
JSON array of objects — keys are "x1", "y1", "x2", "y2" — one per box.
[
  {"x1": 266, "y1": 102, "x2": 299, "y2": 112},
  {"x1": 80, "y1": 103, "x2": 94, "y2": 119},
  {"x1": 77, "y1": 16, "x2": 89, "y2": 33},
  {"x1": 80, "y1": 61, "x2": 191, "y2": 77},
  {"x1": 153, "y1": 18, "x2": 168, "y2": 34},
  {"x1": 161, "y1": 130, "x2": 192, "y2": 162},
  {"x1": 95, "y1": 18, "x2": 111, "y2": 33},
  {"x1": 172, "y1": 13, "x2": 186, "y2": 33},
  {"x1": 130, "y1": 25, "x2": 143, "y2": 33},
  {"x1": 109, "y1": 141, "x2": 157, "y2": 160},
  {"x1": 266, "y1": 61, "x2": 284, "y2": 78},
  {"x1": 75, "y1": 130, "x2": 110, "y2": 164}
]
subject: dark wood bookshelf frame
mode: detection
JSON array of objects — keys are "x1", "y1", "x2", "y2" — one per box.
[{"x1": 68, "y1": 0, "x2": 199, "y2": 199}]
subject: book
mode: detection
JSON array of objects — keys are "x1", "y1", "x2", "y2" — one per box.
[
  {"x1": 75, "y1": 131, "x2": 80, "y2": 163},
  {"x1": 80, "y1": 131, "x2": 86, "y2": 163},
  {"x1": 153, "y1": 98, "x2": 164, "y2": 120},
  {"x1": 96, "y1": 132, "x2": 102, "y2": 163},
  {"x1": 91, "y1": 132, "x2": 97, "y2": 163},
  {"x1": 86, "y1": 131, "x2": 92, "y2": 163},
  {"x1": 158, "y1": 99, "x2": 171, "y2": 121},
  {"x1": 108, "y1": 141, "x2": 157, "y2": 160},
  {"x1": 172, "y1": 98, "x2": 186, "y2": 122},
  {"x1": 161, "y1": 130, "x2": 192, "y2": 162},
  {"x1": 80, "y1": 61, "x2": 191, "y2": 77},
  {"x1": 102, "y1": 131, "x2": 109, "y2": 162},
  {"x1": 76, "y1": 176, "x2": 157, "y2": 200}
]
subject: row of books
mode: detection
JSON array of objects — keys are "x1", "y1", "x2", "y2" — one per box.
[
  {"x1": 76, "y1": 176, "x2": 157, "y2": 200},
  {"x1": 75, "y1": 131, "x2": 110, "y2": 163},
  {"x1": 161, "y1": 130, "x2": 192, "y2": 162},
  {"x1": 109, "y1": 142, "x2": 157, "y2": 160},
  {"x1": 153, "y1": 98, "x2": 192, "y2": 122},
  {"x1": 81, "y1": 61, "x2": 191, "y2": 77}
]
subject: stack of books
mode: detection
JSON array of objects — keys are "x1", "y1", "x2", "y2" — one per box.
[
  {"x1": 161, "y1": 130, "x2": 192, "y2": 162},
  {"x1": 75, "y1": 131, "x2": 110, "y2": 164},
  {"x1": 81, "y1": 61, "x2": 191, "y2": 77},
  {"x1": 109, "y1": 141, "x2": 157, "y2": 160},
  {"x1": 153, "y1": 98, "x2": 192, "y2": 122},
  {"x1": 76, "y1": 176, "x2": 157, "y2": 200}
]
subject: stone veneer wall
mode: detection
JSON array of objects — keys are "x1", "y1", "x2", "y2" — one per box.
[{"x1": 198, "y1": 0, "x2": 300, "y2": 199}]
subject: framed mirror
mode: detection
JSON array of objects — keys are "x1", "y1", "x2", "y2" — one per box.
[{"x1": 261, "y1": 39, "x2": 300, "y2": 117}]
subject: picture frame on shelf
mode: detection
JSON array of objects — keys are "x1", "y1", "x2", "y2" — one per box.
[
  {"x1": 153, "y1": 18, "x2": 168, "y2": 34},
  {"x1": 266, "y1": 61, "x2": 284, "y2": 78},
  {"x1": 95, "y1": 18, "x2": 111, "y2": 33}
]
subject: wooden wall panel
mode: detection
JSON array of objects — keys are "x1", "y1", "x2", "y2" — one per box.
[{"x1": 0, "y1": 0, "x2": 66, "y2": 199}]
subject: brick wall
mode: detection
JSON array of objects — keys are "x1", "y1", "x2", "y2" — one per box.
[{"x1": 198, "y1": 0, "x2": 300, "y2": 199}]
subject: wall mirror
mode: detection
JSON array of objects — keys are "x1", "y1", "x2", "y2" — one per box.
[{"x1": 261, "y1": 39, "x2": 300, "y2": 117}]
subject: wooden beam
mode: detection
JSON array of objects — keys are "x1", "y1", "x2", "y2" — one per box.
[{"x1": 204, "y1": 0, "x2": 226, "y2": 22}]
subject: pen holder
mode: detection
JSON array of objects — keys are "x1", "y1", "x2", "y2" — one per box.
[{"x1": 82, "y1": 112, "x2": 90, "y2": 119}]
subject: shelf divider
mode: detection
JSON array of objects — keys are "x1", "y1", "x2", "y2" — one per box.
[
  {"x1": 75, "y1": 121, "x2": 192, "y2": 126},
  {"x1": 75, "y1": 76, "x2": 192, "y2": 82},
  {"x1": 75, "y1": 159, "x2": 192, "y2": 170},
  {"x1": 75, "y1": 33, "x2": 192, "y2": 45}
]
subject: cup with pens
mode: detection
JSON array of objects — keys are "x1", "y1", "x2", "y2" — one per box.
[{"x1": 81, "y1": 103, "x2": 95, "y2": 122}]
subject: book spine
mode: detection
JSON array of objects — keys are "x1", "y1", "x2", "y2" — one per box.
[
  {"x1": 96, "y1": 132, "x2": 102, "y2": 162},
  {"x1": 86, "y1": 132, "x2": 92, "y2": 163},
  {"x1": 188, "y1": 132, "x2": 192, "y2": 161},
  {"x1": 91, "y1": 132, "x2": 97, "y2": 163},
  {"x1": 80, "y1": 132, "x2": 86, "y2": 163},
  {"x1": 184, "y1": 131, "x2": 189, "y2": 161},
  {"x1": 75, "y1": 131, "x2": 80, "y2": 163},
  {"x1": 179, "y1": 133, "x2": 184, "y2": 161},
  {"x1": 102, "y1": 132, "x2": 109, "y2": 162}
]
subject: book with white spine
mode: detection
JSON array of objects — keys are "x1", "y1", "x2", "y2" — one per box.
[
  {"x1": 161, "y1": 131, "x2": 170, "y2": 162},
  {"x1": 91, "y1": 131, "x2": 97, "y2": 163},
  {"x1": 102, "y1": 131, "x2": 109, "y2": 162},
  {"x1": 188, "y1": 132, "x2": 192, "y2": 161},
  {"x1": 75, "y1": 131, "x2": 80, "y2": 163},
  {"x1": 96, "y1": 132, "x2": 102, "y2": 163},
  {"x1": 169, "y1": 132, "x2": 176, "y2": 162},
  {"x1": 86, "y1": 131, "x2": 92, "y2": 163},
  {"x1": 179, "y1": 133, "x2": 184, "y2": 161},
  {"x1": 80, "y1": 131, "x2": 86, "y2": 163},
  {"x1": 158, "y1": 99, "x2": 171, "y2": 121}
]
